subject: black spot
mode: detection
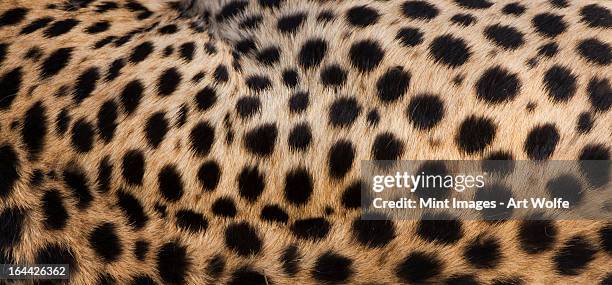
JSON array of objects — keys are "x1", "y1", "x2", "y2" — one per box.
[
  {"x1": 329, "y1": 97, "x2": 362, "y2": 128},
  {"x1": 367, "y1": 109, "x2": 380, "y2": 126},
  {"x1": 176, "y1": 105, "x2": 189, "y2": 128},
  {"x1": 116, "y1": 191, "x2": 148, "y2": 230},
  {"x1": 454, "y1": 0, "x2": 493, "y2": 9},
  {"x1": 317, "y1": 10, "x2": 335, "y2": 22},
  {"x1": 97, "y1": 273, "x2": 117, "y2": 285},
  {"x1": 402, "y1": 1, "x2": 439, "y2": 20},
  {"x1": 576, "y1": 112, "x2": 594, "y2": 134},
  {"x1": 417, "y1": 214, "x2": 463, "y2": 244},
  {"x1": 429, "y1": 35, "x2": 471, "y2": 67},
  {"x1": 372, "y1": 132, "x2": 404, "y2": 161},
  {"x1": 197, "y1": 160, "x2": 221, "y2": 191},
  {"x1": 532, "y1": 13, "x2": 567, "y2": 38},
  {"x1": 44, "y1": 19, "x2": 79, "y2": 37},
  {"x1": 179, "y1": 42, "x2": 195, "y2": 62},
  {"x1": 35, "y1": 244, "x2": 77, "y2": 273},
  {"x1": 130, "y1": 275, "x2": 157, "y2": 285},
  {"x1": 228, "y1": 267, "x2": 269, "y2": 285},
  {"x1": 396, "y1": 251, "x2": 443, "y2": 283},
  {"x1": 89, "y1": 222, "x2": 122, "y2": 263},
  {"x1": 450, "y1": 13, "x2": 476, "y2": 26},
  {"x1": 349, "y1": 39, "x2": 385, "y2": 72},
  {"x1": 106, "y1": 58, "x2": 125, "y2": 81},
  {"x1": 85, "y1": 21, "x2": 109, "y2": 34},
  {"x1": 122, "y1": 150, "x2": 145, "y2": 185},
  {"x1": 134, "y1": 240, "x2": 149, "y2": 261},
  {"x1": 225, "y1": 222, "x2": 262, "y2": 256},
  {"x1": 158, "y1": 165, "x2": 184, "y2": 202},
  {"x1": 243, "y1": 123, "x2": 278, "y2": 157},
  {"x1": 235, "y1": 38, "x2": 256, "y2": 54},
  {"x1": 289, "y1": 91, "x2": 309, "y2": 114},
  {"x1": 211, "y1": 197, "x2": 237, "y2": 217},
  {"x1": 194, "y1": 86, "x2": 217, "y2": 112},
  {"x1": 96, "y1": 101, "x2": 117, "y2": 144},
  {"x1": 0, "y1": 8, "x2": 28, "y2": 27},
  {"x1": 255, "y1": 46, "x2": 280, "y2": 66},
  {"x1": 157, "y1": 68, "x2": 182, "y2": 96},
  {"x1": 376, "y1": 67, "x2": 410, "y2": 103},
  {"x1": 157, "y1": 242, "x2": 190, "y2": 285},
  {"x1": 288, "y1": 122, "x2": 312, "y2": 152},
  {"x1": 299, "y1": 38, "x2": 327, "y2": 69},
  {"x1": 97, "y1": 157, "x2": 112, "y2": 194},
  {"x1": 554, "y1": 236, "x2": 597, "y2": 275},
  {"x1": 24, "y1": 46, "x2": 42, "y2": 61},
  {"x1": 129, "y1": 42, "x2": 154, "y2": 63},
  {"x1": 40, "y1": 47, "x2": 73, "y2": 78},
  {"x1": 259, "y1": 0, "x2": 283, "y2": 9},
  {"x1": 577, "y1": 38, "x2": 611, "y2": 66},
  {"x1": 320, "y1": 65, "x2": 347, "y2": 87},
  {"x1": 63, "y1": 166, "x2": 93, "y2": 209},
  {"x1": 538, "y1": 42, "x2": 559, "y2": 57},
  {"x1": 71, "y1": 119, "x2": 95, "y2": 153},
  {"x1": 328, "y1": 140, "x2": 355, "y2": 179},
  {"x1": 599, "y1": 225, "x2": 611, "y2": 254},
  {"x1": 346, "y1": 5, "x2": 379, "y2": 27},
  {"x1": 245, "y1": 75, "x2": 272, "y2": 92},
  {"x1": 56, "y1": 108, "x2": 70, "y2": 136},
  {"x1": 484, "y1": 24, "x2": 525, "y2": 50},
  {"x1": 120, "y1": 80, "x2": 143, "y2": 115},
  {"x1": 236, "y1": 96, "x2": 261, "y2": 119},
  {"x1": 280, "y1": 245, "x2": 300, "y2": 276},
  {"x1": 341, "y1": 181, "x2": 361, "y2": 209},
  {"x1": 476, "y1": 66, "x2": 521, "y2": 104},
  {"x1": 352, "y1": 215, "x2": 395, "y2": 248},
  {"x1": 444, "y1": 274, "x2": 480, "y2": 285},
  {"x1": 312, "y1": 251, "x2": 353, "y2": 284},
  {"x1": 396, "y1": 27, "x2": 424, "y2": 47},
  {"x1": 464, "y1": 236, "x2": 501, "y2": 268},
  {"x1": 518, "y1": 220, "x2": 557, "y2": 253},
  {"x1": 213, "y1": 65, "x2": 229, "y2": 83},
  {"x1": 578, "y1": 144, "x2": 610, "y2": 188},
  {"x1": 163, "y1": 45, "x2": 174, "y2": 57},
  {"x1": 523, "y1": 124, "x2": 559, "y2": 160},
  {"x1": 20, "y1": 17, "x2": 54, "y2": 34},
  {"x1": 175, "y1": 209, "x2": 208, "y2": 233},
  {"x1": 240, "y1": 15, "x2": 263, "y2": 30},
  {"x1": 158, "y1": 24, "x2": 177, "y2": 34},
  {"x1": 0, "y1": 207, "x2": 25, "y2": 250},
  {"x1": 502, "y1": 3, "x2": 525, "y2": 16},
  {"x1": 587, "y1": 77, "x2": 611, "y2": 112},
  {"x1": 144, "y1": 112, "x2": 169, "y2": 149},
  {"x1": 406, "y1": 94, "x2": 444, "y2": 130},
  {"x1": 581, "y1": 4, "x2": 612, "y2": 28},
  {"x1": 456, "y1": 116, "x2": 496, "y2": 154},
  {"x1": 260, "y1": 204, "x2": 289, "y2": 224},
  {"x1": 283, "y1": 69, "x2": 299, "y2": 88},
  {"x1": 189, "y1": 121, "x2": 215, "y2": 156},
  {"x1": 543, "y1": 65, "x2": 577, "y2": 102},
  {"x1": 206, "y1": 254, "x2": 225, "y2": 279},
  {"x1": 238, "y1": 166, "x2": 265, "y2": 202},
  {"x1": 291, "y1": 217, "x2": 330, "y2": 241},
  {"x1": 0, "y1": 67, "x2": 22, "y2": 110},
  {"x1": 21, "y1": 101, "x2": 48, "y2": 159},
  {"x1": 284, "y1": 168, "x2": 314, "y2": 206},
  {"x1": 0, "y1": 42, "x2": 6, "y2": 66},
  {"x1": 277, "y1": 13, "x2": 306, "y2": 34},
  {"x1": 546, "y1": 175, "x2": 583, "y2": 205},
  {"x1": 216, "y1": 1, "x2": 249, "y2": 22}
]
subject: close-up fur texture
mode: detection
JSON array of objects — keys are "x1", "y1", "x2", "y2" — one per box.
[{"x1": 0, "y1": 0, "x2": 610, "y2": 284}]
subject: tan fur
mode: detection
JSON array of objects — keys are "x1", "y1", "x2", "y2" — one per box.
[{"x1": 0, "y1": 0, "x2": 610, "y2": 284}]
